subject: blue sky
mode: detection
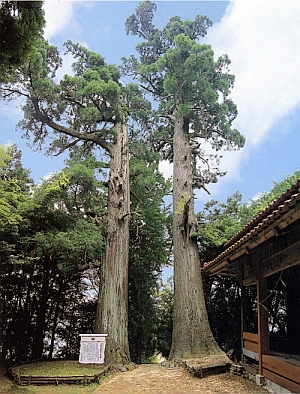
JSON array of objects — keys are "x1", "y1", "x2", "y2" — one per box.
[{"x1": 1, "y1": 0, "x2": 300, "y2": 214}]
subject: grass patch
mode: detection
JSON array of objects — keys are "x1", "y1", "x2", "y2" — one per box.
[
  {"x1": 12, "y1": 360, "x2": 106, "y2": 377},
  {"x1": 8, "y1": 385, "x2": 97, "y2": 393}
]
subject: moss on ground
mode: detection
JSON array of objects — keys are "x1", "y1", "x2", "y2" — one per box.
[{"x1": 12, "y1": 360, "x2": 105, "y2": 377}]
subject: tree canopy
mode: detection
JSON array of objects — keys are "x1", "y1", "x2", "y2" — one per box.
[
  {"x1": 0, "y1": 144, "x2": 32, "y2": 237},
  {"x1": 123, "y1": 1, "x2": 245, "y2": 188},
  {"x1": 0, "y1": 149, "x2": 107, "y2": 363},
  {"x1": 124, "y1": 0, "x2": 245, "y2": 361},
  {"x1": 0, "y1": 37, "x2": 134, "y2": 364},
  {"x1": 0, "y1": 1, "x2": 45, "y2": 81},
  {"x1": 2, "y1": 0, "x2": 298, "y2": 367}
]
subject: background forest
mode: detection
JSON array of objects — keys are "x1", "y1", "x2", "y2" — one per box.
[
  {"x1": 1, "y1": 142, "x2": 298, "y2": 365},
  {"x1": 1, "y1": 0, "x2": 299, "y2": 367}
]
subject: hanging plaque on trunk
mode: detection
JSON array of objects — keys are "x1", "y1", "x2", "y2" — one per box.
[{"x1": 79, "y1": 334, "x2": 107, "y2": 364}]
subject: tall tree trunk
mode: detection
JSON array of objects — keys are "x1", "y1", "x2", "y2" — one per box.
[
  {"x1": 94, "y1": 123, "x2": 130, "y2": 364},
  {"x1": 169, "y1": 116, "x2": 222, "y2": 360}
]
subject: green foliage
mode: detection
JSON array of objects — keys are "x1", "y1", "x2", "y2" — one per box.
[
  {"x1": 0, "y1": 144, "x2": 11, "y2": 170},
  {"x1": 128, "y1": 143, "x2": 172, "y2": 363},
  {"x1": 197, "y1": 192, "x2": 246, "y2": 257},
  {"x1": 1, "y1": 151, "x2": 104, "y2": 363},
  {"x1": 174, "y1": 191, "x2": 190, "y2": 215},
  {"x1": 34, "y1": 172, "x2": 70, "y2": 206},
  {"x1": 154, "y1": 278, "x2": 174, "y2": 358},
  {"x1": 197, "y1": 192, "x2": 244, "y2": 356},
  {"x1": 203, "y1": 274, "x2": 241, "y2": 356},
  {"x1": 33, "y1": 157, "x2": 106, "y2": 223},
  {"x1": 1, "y1": 38, "x2": 129, "y2": 158},
  {"x1": 34, "y1": 219, "x2": 102, "y2": 273},
  {"x1": 27, "y1": 159, "x2": 105, "y2": 273},
  {"x1": 245, "y1": 170, "x2": 300, "y2": 221},
  {"x1": 0, "y1": 144, "x2": 32, "y2": 236},
  {"x1": 1, "y1": 36, "x2": 149, "y2": 364},
  {"x1": 123, "y1": 83, "x2": 152, "y2": 130},
  {"x1": 2, "y1": 257, "x2": 96, "y2": 363},
  {"x1": 198, "y1": 170, "x2": 300, "y2": 261},
  {"x1": 123, "y1": 1, "x2": 245, "y2": 189},
  {"x1": 198, "y1": 169, "x2": 300, "y2": 357},
  {"x1": 0, "y1": 1, "x2": 45, "y2": 81}
]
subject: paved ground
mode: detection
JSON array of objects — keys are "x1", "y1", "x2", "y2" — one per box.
[{"x1": 1, "y1": 364, "x2": 270, "y2": 393}]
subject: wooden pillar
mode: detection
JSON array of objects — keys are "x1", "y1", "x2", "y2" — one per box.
[
  {"x1": 286, "y1": 266, "x2": 300, "y2": 355},
  {"x1": 257, "y1": 277, "x2": 270, "y2": 375},
  {"x1": 240, "y1": 262, "x2": 245, "y2": 363}
]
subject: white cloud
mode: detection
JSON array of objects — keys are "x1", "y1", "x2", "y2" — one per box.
[
  {"x1": 56, "y1": 52, "x2": 75, "y2": 81},
  {"x1": 194, "y1": 142, "x2": 246, "y2": 202},
  {"x1": 200, "y1": 0, "x2": 300, "y2": 193},
  {"x1": 41, "y1": 0, "x2": 300, "y2": 203},
  {"x1": 43, "y1": 0, "x2": 74, "y2": 40},
  {"x1": 42, "y1": 171, "x2": 58, "y2": 181},
  {"x1": 207, "y1": 1, "x2": 300, "y2": 145},
  {"x1": 0, "y1": 97, "x2": 23, "y2": 119},
  {"x1": 159, "y1": 160, "x2": 173, "y2": 180},
  {"x1": 43, "y1": 0, "x2": 90, "y2": 85}
]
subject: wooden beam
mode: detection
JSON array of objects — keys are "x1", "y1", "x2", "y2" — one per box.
[
  {"x1": 263, "y1": 369, "x2": 300, "y2": 393},
  {"x1": 262, "y1": 354, "x2": 300, "y2": 393},
  {"x1": 242, "y1": 348, "x2": 259, "y2": 361},
  {"x1": 243, "y1": 332, "x2": 259, "y2": 354},
  {"x1": 243, "y1": 332, "x2": 259, "y2": 342},
  {"x1": 260, "y1": 240, "x2": 300, "y2": 278},
  {"x1": 257, "y1": 277, "x2": 270, "y2": 375},
  {"x1": 204, "y1": 206, "x2": 300, "y2": 275},
  {"x1": 262, "y1": 355, "x2": 300, "y2": 385}
]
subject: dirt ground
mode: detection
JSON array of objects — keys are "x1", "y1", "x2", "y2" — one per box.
[{"x1": 1, "y1": 364, "x2": 271, "y2": 394}]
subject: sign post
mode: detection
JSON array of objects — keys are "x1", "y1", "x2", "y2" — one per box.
[{"x1": 79, "y1": 334, "x2": 108, "y2": 364}]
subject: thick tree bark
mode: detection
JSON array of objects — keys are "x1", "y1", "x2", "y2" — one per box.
[
  {"x1": 94, "y1": 123, "x2": 130, "y2": 365},
  {"x1": 169, "y1": 116, "x2": 222, "y2": 360}
]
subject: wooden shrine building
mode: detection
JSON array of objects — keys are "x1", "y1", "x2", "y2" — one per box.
[{"x1": 203, "y1": 179, "x2": 300, "y2": 393}]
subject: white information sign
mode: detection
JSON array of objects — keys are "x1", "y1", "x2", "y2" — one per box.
[{"x1": 79, "y1": 334, "x2": 107, "y2": 364}]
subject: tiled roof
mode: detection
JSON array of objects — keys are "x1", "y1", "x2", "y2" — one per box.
[{"x1": 203, "y1": 179, "x2": 300, "y2": 273}]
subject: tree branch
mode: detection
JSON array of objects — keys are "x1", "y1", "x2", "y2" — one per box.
[
  {"x1": 30, "y1": 94, "x2": 114, "y2": 156},
  {"x1": 53, "y1": 139, "x2": 81, "y2": 156}
]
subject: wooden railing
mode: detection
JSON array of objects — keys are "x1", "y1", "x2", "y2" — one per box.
[
  {"x1": 262, "y1": 355, "x2": 300, "y2": 393},
  {"x1": 242, "y1": 332, "x2": 259, "y2": 361},
  {"x1": 243, "y1": 332, "x2": 259, "y2": 353},
  {"x1": 243, "y1": 332, "x2": 300, "y2": 392}
]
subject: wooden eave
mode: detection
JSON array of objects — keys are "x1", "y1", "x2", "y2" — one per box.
[{"x1": 203, "y1": 180, "x2": 300, "y2": 276}]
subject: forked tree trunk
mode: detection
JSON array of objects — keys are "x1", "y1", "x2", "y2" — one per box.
[
  {"x1": 169, "y1": 116, "x2": 222, "y2": 360},
  {"x1": 94, "y1": 123, "x2": 130, "y2": 364}
]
